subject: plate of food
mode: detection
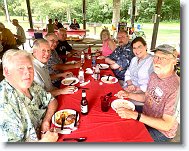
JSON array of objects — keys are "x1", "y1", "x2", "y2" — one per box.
[
  {"x1": 101, "y1": 76, "x2": 118, "y2": 84},
  {"x1": 52, "y1": 109, "x2": 79, "y2": 128},
  {"x1": 61, "y1": 77, "x2": 79, "y2": 85},
  {"x1": 99, "y1": 64, "x2": 109, "y2": 70},
  {"x1": 111, "y1": 99, "x2": 135, "y2": 111}
]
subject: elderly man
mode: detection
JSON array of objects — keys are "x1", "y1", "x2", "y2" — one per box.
[
  {"x1": 44, "y1": 33, "x2": 81, "y2": 87},
  {"x1": 115, "y1": 44, "x2": 180, "y2": 142},
  {"x1": 0, "y1": 49, "x2": 58, "y2": 142},
  {"x1": 32, "y1": 39, "x2": 76, "y2": 96},
  {"x1": 56, "y1": 28, "x2": 80, "y2": 62},
  {"x1": 105, "y1": 30, "x2": 134, "y2": 85},
  {"x1": 12, "y1": 19, "x2": 26, "y2": 47},
  {"x1": 0, "y1": 22, "x2": 17, "y2": 51}
]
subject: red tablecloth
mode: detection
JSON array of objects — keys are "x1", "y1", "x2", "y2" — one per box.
[{"x1": 56, "y1": 57, "x2": 153, "y2": 142}]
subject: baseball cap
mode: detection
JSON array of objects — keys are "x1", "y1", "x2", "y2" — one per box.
[{"x1": 151, "y1": 44, "x2": 177, "y2": 58}]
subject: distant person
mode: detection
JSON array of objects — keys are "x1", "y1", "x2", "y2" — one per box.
[
  {"x1": 105, "y1": 30, "x2": 134, "y2": 85},
  {"x1": 123, "y1": 37, "x2": 154, "y2": 93},
  {"x1": 69, "y1": 18, "x2": 80, "y2": 30},
  {"x1": 100, "y1": 28, "x2": 116, "y2": 57},
  {"x1": 56, "y1": 28, "x2": 80, "y2": 62},
  {"x1": 115, "y1": 44, "x2": 180, "y2": 142},
  {"x1": 0, "y1": 49, "x2": 58, "y2": 142},
  {"x1": 32, "y1": 39, "x2": 77, "y2": 97},
  {"x1": 12, "y1": 19, "x2": 26, "y2": 46},
  {"x1": 46, "y1": 19, "x2": 55, "y2": 33},
  {"x1": 0, "y1": 22, "x2": 17, "y2": 51},
  {"x1": 54, "y1": 19, "x2": 63, "y2": 30}
]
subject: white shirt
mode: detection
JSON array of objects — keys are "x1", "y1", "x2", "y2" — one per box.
[
  {"x1": 124, "y1": 54, "x2": 154, "y2": 92},
  {"x1": 33, "y1": 58, "x2": 55, "y2": 91}
]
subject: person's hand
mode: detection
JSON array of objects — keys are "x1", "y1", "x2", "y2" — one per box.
[
  {"x1": 41, "y1": 120, "x2": 51, "y2": 132},
  {"x1": 61, "y1": 71, "x2": 73, "y2": 78},
  {"x1": 116, "y1": 108, "x2": 137, "y2": 120},
  {"x1": 114, "y1": 90, "x2": 129, "y2": 99},
  {"x1": 60, "y1": 86, "x2": 76, "y2": 94},
  {"x1": 124, "y1": 84, "x2": 136, "y2": 92},
  {"x1": 40, "y1": 130, "x2": 58, "y2": 142}
]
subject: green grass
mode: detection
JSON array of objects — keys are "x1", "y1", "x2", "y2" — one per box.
[{"x1": 1, "y1": 16, "x2": 180, "y2": 50}]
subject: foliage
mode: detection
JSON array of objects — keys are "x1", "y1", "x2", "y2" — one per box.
[{"x1": 0, "y1": 0, "x2": 180, "y2": 23}]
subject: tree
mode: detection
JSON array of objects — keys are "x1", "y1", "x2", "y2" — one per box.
[{"x1": 112, "y1": 0, "x2": 121, "y2": 27}]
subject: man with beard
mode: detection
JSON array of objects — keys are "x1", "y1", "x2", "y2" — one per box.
[{"x1": 114, "y1": 44, "x2": 180, "y2": 142}]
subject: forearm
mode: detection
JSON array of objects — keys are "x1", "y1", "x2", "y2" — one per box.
[
  {"x1": 139, "y1": 114, "x2": 176, "y2": 131},
  {"x1": 105, "y1": 58, "x2": 116, "y2": 65},
  {"x1": 128, "y1": 92, "x2": 146, "y2": 102},
  {"x1": 42, "y1": 99, "x2": 58, "y2": 123}
]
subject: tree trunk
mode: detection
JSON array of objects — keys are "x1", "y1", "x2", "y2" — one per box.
[
  {"x1": 3, "y1": 0, "x2": 10, "y2": 23},
  {"x1": 67, "y1": 6, "x2": 71, "y2": 24},
  {"x1": 112, "y1": 0, "x2": 121, "y2": 28}
]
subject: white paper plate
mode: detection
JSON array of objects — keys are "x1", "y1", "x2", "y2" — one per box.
[
  {"x1": 111, "y1": 99, "x2": 135, "y2": 111},
  {"x1": 52, "y1": 109, "x2": 79, "y2": 128},
  {"x1": 101, "y1": 76, "x2": 118, "y2": 84},
  {"x1": 99, "y1": 64, "x2": 109, "y2": 69},
  {"x1": 61, "y1": 77, "x2": 79, "y2": 85}
]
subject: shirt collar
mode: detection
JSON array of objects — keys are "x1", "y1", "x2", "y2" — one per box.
[{"x1": 33, "y1": 58, "x2": 46, "y2": 68}]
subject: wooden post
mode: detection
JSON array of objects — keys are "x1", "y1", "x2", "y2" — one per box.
[
  {"x1": 150, "y1": 0, "x2": 163, "y2": 50},
  {"x1": 26, "y1": 0, "x2": 33, "y2": 29},
  {"x1": 82, "y1": 0, "x2": 86, "y2": 29},
  {"x1": 131, "y1": 0, "x2": 136, "y2": 28}
]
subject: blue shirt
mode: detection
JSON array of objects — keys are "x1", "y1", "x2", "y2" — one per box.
[{"x1": 108, "y1": 42, "x2": 134, "y2": 80}]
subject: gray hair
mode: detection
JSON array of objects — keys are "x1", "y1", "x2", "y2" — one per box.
[
  {"x1": 44, "y1": 33, "x2": 58, "y2": 41},
  {"x1": 32, "y1": 39, "x2": 49, "y2": 51},
  {"x1": 2, "y1": 49, "x2": 33, "y2": 69}
]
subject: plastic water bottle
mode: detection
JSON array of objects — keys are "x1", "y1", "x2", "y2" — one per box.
[
  {"x1": 91, "y1": 53, "x2": 96, "y2": 68},
  {"x1": 81, "y1": 51, "x2": 85, "y2": 64},
  {"x1": 78, "y1": 67, "x2": 84, "y2": 83}
]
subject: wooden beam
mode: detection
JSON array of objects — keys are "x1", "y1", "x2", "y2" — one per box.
[
  {"x1": 131, "y1": 0, "x2": 136, "y2": 28},
  {"x1": 82, "y1": 0, "x2": 86, "y2": 29},
  {"x1": 150, "y1": 0, "x2": 163, "y2": 50},
  {"x1": 26, "y1": 0, "x2": 33, "y2": 29}
]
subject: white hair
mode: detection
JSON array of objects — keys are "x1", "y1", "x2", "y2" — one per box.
[{"x1": 2, "y1": 49, "x2": 33, "y2": 69}]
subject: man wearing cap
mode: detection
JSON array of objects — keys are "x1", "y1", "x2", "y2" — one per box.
[{"x1": 115, "y1": 44, "x2": 180, "y2": 142}]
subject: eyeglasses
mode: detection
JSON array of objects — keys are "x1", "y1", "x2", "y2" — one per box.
[
  {"x1": 153, "y1": 55, "x2": 175, "y2": 62},
  {"x1": 49, "y1": 39, "x2": 58, "y2": 43},
  {"x1": 116, "y1": 35, "x2": 128, "y2": 39}
]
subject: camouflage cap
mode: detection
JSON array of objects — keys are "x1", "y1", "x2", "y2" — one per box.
[{"x1": 151, "y1": 44, "x2": 177, "y2": 58}]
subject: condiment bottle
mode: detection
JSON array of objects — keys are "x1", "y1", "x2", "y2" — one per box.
[
  {"x1": 94, "y1": 64, "x2": 100, "y2": 80},
  {"x1": 78, "y1": 67, "x2": 84, "y2": 83},
  {"x1": 81, "y1": 50, "x2": 85, "y2": 64},
  {"x1": 81, "y1": 90, "x2": 88, "y2": 115},
  {"x1": 88, "y1": 45, "x2": 91, "y2": 54}
]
